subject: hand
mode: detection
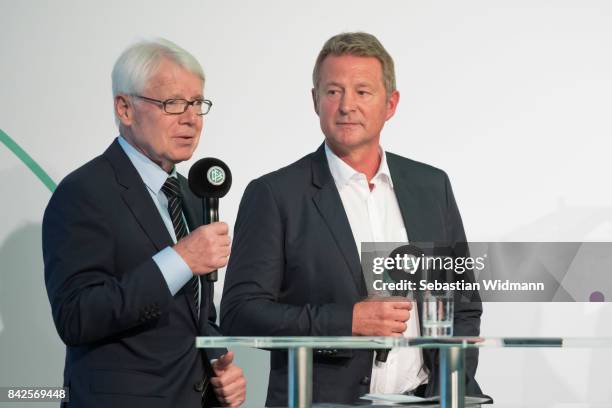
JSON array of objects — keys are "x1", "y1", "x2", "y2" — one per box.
[
  {"x1": 352, "y1": 298, "x2": 412, "y2": 336},
  {"x1": 211, "y1": 352, "x2": 247, "y2": 407},
  {"x1": 173, "y1": 222, "x2": 231, "y2": 275}
]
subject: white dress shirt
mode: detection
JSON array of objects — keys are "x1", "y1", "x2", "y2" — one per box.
[{"x1": 324, "y1": 143, "x2": 428, "y2": 394}]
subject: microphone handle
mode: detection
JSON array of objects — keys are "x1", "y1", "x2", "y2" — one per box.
[
  {"x1": 205, "y1": 197, "x2": 219, "y2": 282},
  {"x1": 376, "y1": 349, "x2": 389, "y2": 363}
]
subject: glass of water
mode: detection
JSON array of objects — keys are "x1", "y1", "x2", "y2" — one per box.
[{"x1": 422, "y1": 292, "x2": 454, "y2": 337}]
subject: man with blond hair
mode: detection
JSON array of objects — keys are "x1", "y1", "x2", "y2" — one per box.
[
  {"x1": 43, "y1": 39, "x2": 246, "y2": 407},
  {"x1": 221, "y1": 32, "x2": 483, "y2": 405}
]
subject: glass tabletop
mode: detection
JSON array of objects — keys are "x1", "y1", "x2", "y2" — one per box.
[{"x1": 195, "y1": 336, "x2": 612, "y2": 349}]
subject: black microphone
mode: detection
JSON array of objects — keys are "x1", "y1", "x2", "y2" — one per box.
[
  {"x1": 188, "y1": 158, "x2": 232, "y2": 282},
  {"x1": 376, "y1": 244, "x2": 425, "y2": 364},
  {"x1": 376, "y1": 349, "x2": 390, "y2": 364}
]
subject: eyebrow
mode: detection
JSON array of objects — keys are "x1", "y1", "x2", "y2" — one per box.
[
  {"x1": 322, "y1": 81, "x2": 374, "y2": 89},
  {"x1": 166, "y1": 93, "x2": 204, "y2": 100},
  {"x1": 322, "y1": 81, "x2": 344, "y2": 88}
]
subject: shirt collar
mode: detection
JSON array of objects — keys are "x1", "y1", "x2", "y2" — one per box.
[
  {"x1": 117, "y1": 135, "x2": 177, "y2": 194},
  {"x1": 324, "y1": 142, "x2": 394, "y2": 189}
]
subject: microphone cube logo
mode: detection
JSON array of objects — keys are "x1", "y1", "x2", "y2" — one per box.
[{"x1": 207, "y1": 166, "x2": 225, "y2": 186}]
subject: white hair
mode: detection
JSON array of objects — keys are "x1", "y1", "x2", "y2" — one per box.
[{"x1": 111, "y1": 38, "x2": 205, "y2": 125}]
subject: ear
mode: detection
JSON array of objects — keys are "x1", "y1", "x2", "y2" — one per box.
[
  {"x1": 384, "y1": 90, "x2": 400, "y2": 121},
  {"x1": 114, "y1": 95, "x2": 134, "y2": 126},
  {"x1": 311, "y1": 88, "x2": 320, "y2": 116}
]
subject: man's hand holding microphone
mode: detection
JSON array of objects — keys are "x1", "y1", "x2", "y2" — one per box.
[{"x1": 173, "y1": 222, "x2": 231, "y2": 275}]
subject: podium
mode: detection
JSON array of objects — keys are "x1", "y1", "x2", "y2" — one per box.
[{"x1": 196, "y1": 336, "x2": 612, "y2": 407}]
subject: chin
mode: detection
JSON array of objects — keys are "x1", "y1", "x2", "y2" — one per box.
[
  {"x1": 331, "y1": 134, "x2": 368, "y2": 149},
  {"x1": 171, "y1": 150, "x2": 196, "y2": 164}
]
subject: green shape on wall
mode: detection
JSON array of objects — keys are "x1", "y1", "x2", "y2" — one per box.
[{"x1": 0, "y1": 128, "x2": 57, "y2": 193}]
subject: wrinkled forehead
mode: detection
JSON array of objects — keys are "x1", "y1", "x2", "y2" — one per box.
[{"x1": 319, "y1": 55, "x2": 385, "y2": 85}]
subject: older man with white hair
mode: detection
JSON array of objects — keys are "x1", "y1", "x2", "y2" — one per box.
[{"x1": 43, "y1": 38, "x2": 246, "y2": 407}]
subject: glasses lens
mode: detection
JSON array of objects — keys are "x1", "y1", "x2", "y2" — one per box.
[
  {"x1": 163, "y1": 99, "x2": 211, "y2": 115},
  {"x1": 192, "y1": 100, "x2": 205, "y2": 115},
  {"x1": 201, "y1": 100, "x2": 211, "y2": 115},
  {"x1": 164, "y1": 100, "x2": 188, "y2": 114}
]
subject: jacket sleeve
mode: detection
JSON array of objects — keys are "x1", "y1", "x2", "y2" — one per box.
[
  {"x1": 220, "y1": 178, "x2": 354, "y2": 337},
  {"x1": 42, "y1": 178, "x2": 172, "y2": 347},
  {"x1": 443, "y1": 172, "x2": 484, "y2": 395}
]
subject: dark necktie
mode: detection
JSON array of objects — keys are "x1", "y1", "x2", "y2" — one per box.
[{"x1": 161, "y1": 177, "x2": 200, "y2": 314}]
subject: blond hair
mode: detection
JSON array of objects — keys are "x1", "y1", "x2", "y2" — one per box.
[{"x1": 312, "y1": 32, "x2": 396, "y2": 96}]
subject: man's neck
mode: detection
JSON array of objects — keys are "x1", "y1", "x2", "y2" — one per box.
[
  {"x1": 120, "y1": 132, "x2": 174, "y2": 174},
  {"x1": 328, "y1": 142, "x2": 381, "y2": 183}
]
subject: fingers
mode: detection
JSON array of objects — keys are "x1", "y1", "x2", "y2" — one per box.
[
  {"x1": 390, "y1": 320, "x2": 408, "y2": 335},
  {"x1": 390, "y1": 301, "x2": 412, "y2": 310},
  {"x1": 174, "y1": 221, "x2": 232, "y2": 274},
  {"x1": 211, "y1": 370, "x2": 243, "y2": 396},
  {"x1": 380, "y1": 302, "x2": 410, "y2": 322},
  {"x1": 207, "y1": 245, "x2": 231, "y2": 271},
  {"x1": 213, "y1": 384, "x2": 246, "y2": 407},
  {"x1": 213, "y1": 352, "x2": 235, "y2": 372},
  {"x1": 387, "y1": 303, "x2": 410, "y2": 335},
  {"x1": 215, "y1": 388, "x2": 246, "y2": 407},
  {"x1": 209, "y1": 221, "x2": 229, "y2": 235},
  {"x1": 352, "y1": 300, "x2": 412, "y2": 336},
  {"x1": 389, "y1": 308, "x2": 410, "y2": 323},
  {"x1": 211, "y1": 360, "x2": 246, "y2": 407},
  {"x1": 374, "y1": 321, "x2": 407, "y2": 337},
  {"x1": 221, "y1": 234, "x2": 231, "y2": 247}
]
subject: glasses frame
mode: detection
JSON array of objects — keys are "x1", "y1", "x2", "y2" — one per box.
[{"x1": 131, "y1": 94, "x2": 212, "y2": 116}]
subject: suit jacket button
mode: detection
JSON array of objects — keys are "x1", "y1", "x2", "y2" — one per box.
[
  {"x1": 194, "y1": 380, "x2": 204, "y2": 392},
  {"x1": 360, "y1": 376, "x2": 370, "y2": 386}
]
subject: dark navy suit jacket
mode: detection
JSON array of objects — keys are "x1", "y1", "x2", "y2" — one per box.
[
  {"x1": 43, "y1": 139, "x2": 223, "y2": 408},
  {"x1": 221, "y1": 143, "x2": 483, "y2": 406}
]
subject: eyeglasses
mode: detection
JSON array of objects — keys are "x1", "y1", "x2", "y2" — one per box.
[{"x1": 132, "y1": 95, "x2": 212, "y2": 115}]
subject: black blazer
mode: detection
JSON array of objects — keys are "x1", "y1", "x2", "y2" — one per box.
[
  {"x1": 221, "y1": 143, "x2": 483, "y2": 406},
  {"x1": 43, "y1": 139, "x2": 223, "y2": 408}
]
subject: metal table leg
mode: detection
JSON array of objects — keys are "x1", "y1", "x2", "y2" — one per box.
[
  {"x1": 439, "y1": 346, "x2": 465, "y2": 408},
  {"x1": 288, "y1": 346, "x2": 312, "y2": 408}
]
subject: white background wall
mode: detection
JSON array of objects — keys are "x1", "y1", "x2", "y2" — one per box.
[{"x1": 1, "y1": 1, "x2": 612, "y2": 406}]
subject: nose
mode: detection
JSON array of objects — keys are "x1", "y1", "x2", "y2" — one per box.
[
  {"x1": 339, "y1": 91, "x2": 356, "y2": 114},
  {"x1": 179, "y1": 103, "x2": 200, "y2": 125}
]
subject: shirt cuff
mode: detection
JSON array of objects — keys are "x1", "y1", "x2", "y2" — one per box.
[{"x1": 153, "y1": 246, "x2": 193, "y2": 296}]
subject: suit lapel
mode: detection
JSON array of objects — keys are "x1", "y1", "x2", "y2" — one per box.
[
  {"x1": 387, "y1": 152, "x2": 431, "y2": 244},
  {"x1": 104, "y1": 140, "x2": 174, "y2": 252},
  {"x1": 310, "y1": 144, "x2": 365, "y2": 295}
]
